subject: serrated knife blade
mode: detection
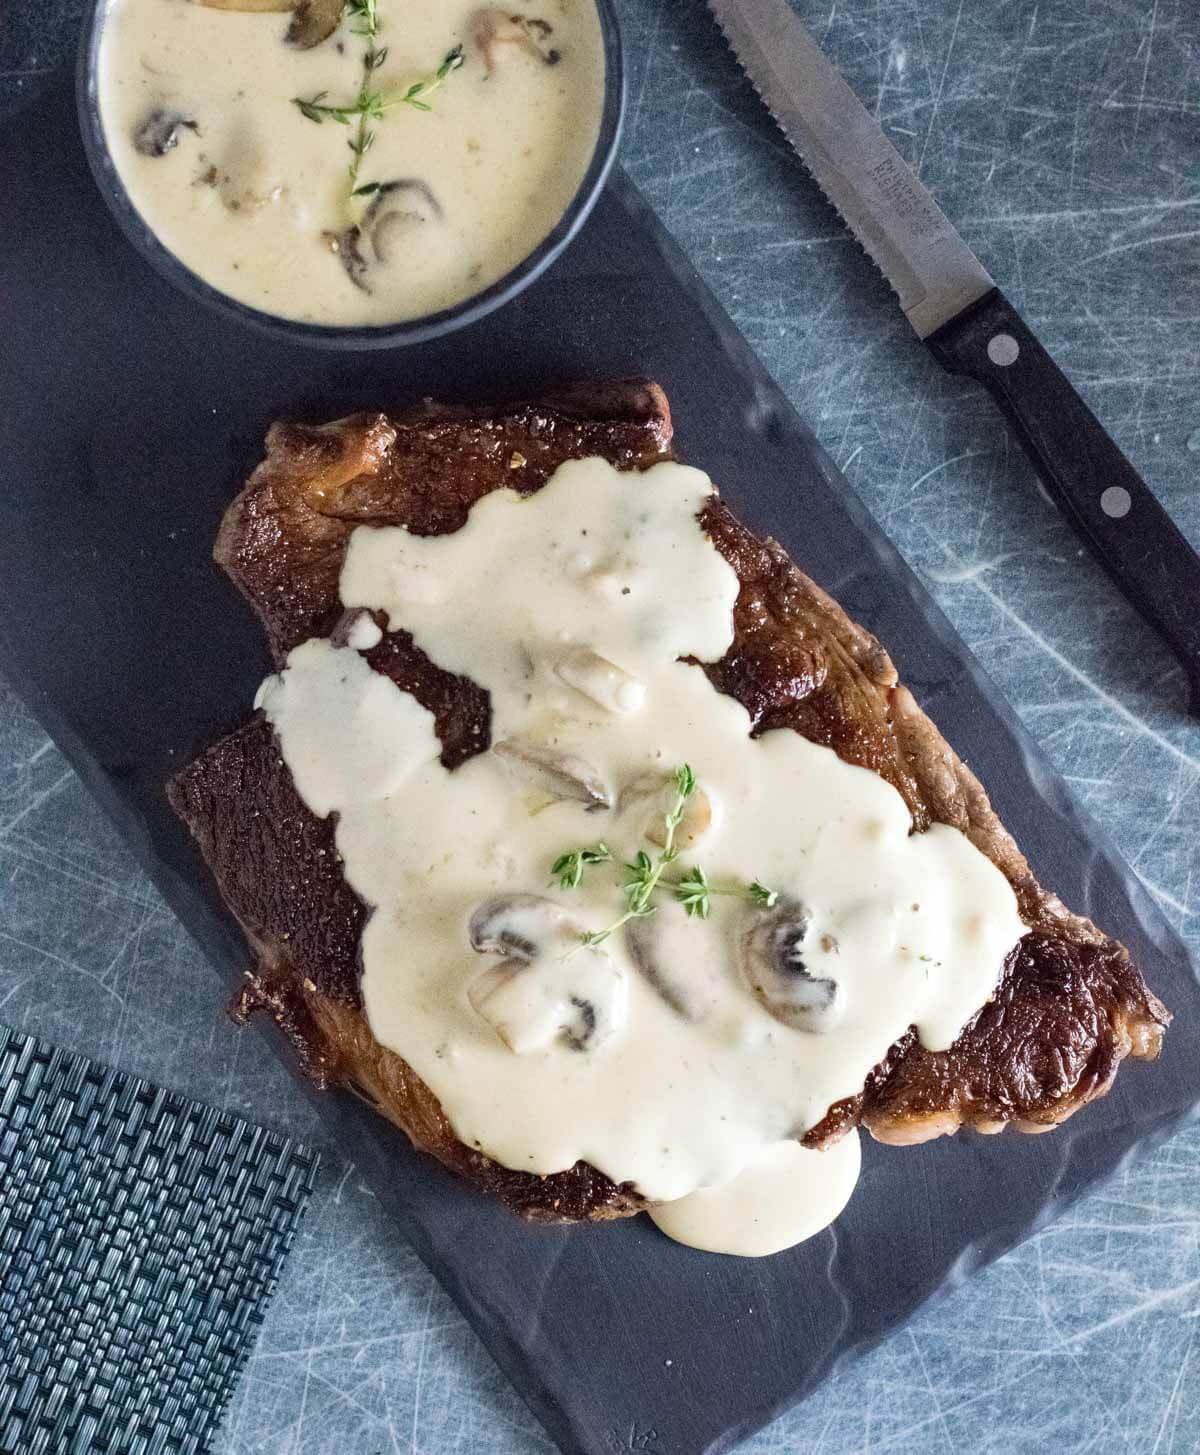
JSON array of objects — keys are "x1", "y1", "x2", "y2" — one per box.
[
  {"x1": 707, "y1": 0, "x2": 1200, "y2": 715},
  {"x1": 708, "y1": 0, "x2": 993, "y2": 337}
]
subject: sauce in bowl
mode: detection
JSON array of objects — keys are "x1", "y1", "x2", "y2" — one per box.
[{"x1": 95, "y1": 0, "x2": 607, "y2": 327}]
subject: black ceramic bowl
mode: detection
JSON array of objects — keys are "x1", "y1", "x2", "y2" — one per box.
[{"x1": 77, "y1": 0, "x2": 625, "y2": 350}]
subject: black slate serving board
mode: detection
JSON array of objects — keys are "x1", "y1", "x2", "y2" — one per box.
[{"x1": 3, "y1": 75, "x2": 1199, "y2": 1455}]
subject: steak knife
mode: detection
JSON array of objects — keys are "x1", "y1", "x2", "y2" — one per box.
[{"x1": 709, "y1": 0, "x2": 1200, "y2": 715}]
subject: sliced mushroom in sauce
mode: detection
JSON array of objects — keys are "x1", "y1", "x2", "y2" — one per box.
[
  {"x1": 618, "y1": 770, "x2": 713, "y2": 850},
  {"x1": 492, "y1": 737, "x2": 611, "y2": 809},
  {"x1": 362, "y1": 180, "x2": 442, "y2": 262},
  {"x1": 555, "y1": 647, "x2": 645, "y2": 716},
  {"x1": 284, "y1": 0, "x2": 343, "y2": 49},
  {"x1": 740, "y1": 897, "x2": 845, "y2": 1033},
  {"x1": 468, "y1": 893, "x2": 576, "y2": 960},
  {"x1": 465, "y1": 894, "x2": 625, "y2": 1053},
  {"x1": 132, "y1": 108, "x2": 198, "y2": 158},
  {"x1": 324, "y1": 182, "x2": 443, "y2": 292},
  {"x1": 626, "y1": 910, "x2": 719, "y2": 1023},
  {"x1": 323, "y1": 224, "x2": 372, "y2": 292},
  {"x1": 471, "y1": 8, "x2": 561, "y2": 70}
]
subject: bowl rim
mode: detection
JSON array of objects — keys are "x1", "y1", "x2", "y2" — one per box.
[{"x1": 76, "y1": 0, "x2": 625, "y2": 351}]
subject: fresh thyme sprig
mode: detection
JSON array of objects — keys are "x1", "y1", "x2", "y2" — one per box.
[
  {"x1": 550, "y1": 842, "x2": 611, "y2": 891},
  {"x1": 398, "y1": 43, "x2": 466, "y2": 111},
  {"x1": 578, "y1": 764, "x2": 695, "y2": 949},
  {"x1": 671, "y1": 864, "x2": 779, "y2": 920},
  {"x1": 553, "y1": 764, "x2": 778, "y2": 952},
  {"x1": 347, "y1": 0, "x2": 381, "y2": 194},
  {"x1": 292, "y1": 8, "x2": 465, "y2": 200},
  {"x1": 346, "y1": 0, "x2": 377, "y2": 38}
]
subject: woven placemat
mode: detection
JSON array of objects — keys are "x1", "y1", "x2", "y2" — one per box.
[{"x1": 0, "y1": 1027, "x2": 319, "y2": 1455}]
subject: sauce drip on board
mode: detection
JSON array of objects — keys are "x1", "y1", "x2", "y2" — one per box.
[
  {"x1": 258, "y1": 458, "x2": 1028, "y2": 1253},
  {"x1": 98, "y1": 0, "x2": 605, "y2": 324},
  {"x1": 648, "y1": 1135, "x2": 861, "y2": 1257}
]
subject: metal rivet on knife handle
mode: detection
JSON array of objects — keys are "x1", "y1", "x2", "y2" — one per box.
[
  {"x1": 987, "y1": 334, "x2": 1020, "y2": 367},
  {"x1": 1101, "y1": 488, "x2": 1133, "y2": 521}
]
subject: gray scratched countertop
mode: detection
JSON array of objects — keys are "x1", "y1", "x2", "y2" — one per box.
[{"x1": 2, "y1": 2, "x2": 1199, "y2": 1451}]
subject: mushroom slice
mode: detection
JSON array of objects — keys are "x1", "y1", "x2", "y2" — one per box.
[
  {"x1": 467, "y1": 957, "x2": 531, "y2": 1049},
  {"x1": 626, "y1": 912, "x2": 718, "y2": 1023},
  {"x1": 323, "y1": 225, "x2": 371, "y2": 293},
  {"x1": 285, "y1": 0, "x2": 342, "y2": 47},
  {"x1": 132, "y1": 108, "x2": 197, "y2": 158},
  {"x1": 740, "y1": 897, "x2": 845, "y2": 1033},
  {"x1": 492, "y1": 737, "x2": 611, "y2": 809},
  {"x1": 468, "y1": 893, "x2": 577, "y2": 960},
  {"x1": 467, "y1": 956, "x2": 625, "y2": 1054},
  {"x1": 471, "y1": 8, "x2": 560, "y2": 70},
  {"x1": 466, "y1": 897, "x2": 626, "y2": 1053},
  {"x1": 361, "y1": 180, "x2": 443, "y2": 263},
  {"x1": 370, "y1": 212, "x2": 411, "y2": 265},
  {"x1": 363, "y1": 179, "x2": 442, "y2": 225},
  {"x1": 555, "y1": 648, "x2": 645, "y2": 716},
  {"x1": 619, "y1": 771, "x2": 713, "y2": 850}
]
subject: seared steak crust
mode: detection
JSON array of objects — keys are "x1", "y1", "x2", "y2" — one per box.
[
  {"x1": 216, "y1": 381, "x2": 675, "y2": 665},
  {"x1": 168, "y1": 380, "x2": 1169, "y2": 1220},
  {"x1": 806, "y1": 933, "x2": 1164, "y2": 1147}
]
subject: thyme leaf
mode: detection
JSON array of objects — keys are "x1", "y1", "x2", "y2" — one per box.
[
  {"x1": 550, "y1": 842, "x2": 611, "y2": 891},
  {"x1": 674, "y1": 863, "x2": 710, "y2": 918},
  {"x1": 399, "y1": 44, "x2": 465, "y2": 111}
]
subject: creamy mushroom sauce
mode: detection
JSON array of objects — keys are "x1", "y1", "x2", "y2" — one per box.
[
  {"x1": 257, "y1": 458, "x2": 1027, "y2": 1255},
  {"x1": 97, "y1": 0, "x2": 604, "y2": 324}
]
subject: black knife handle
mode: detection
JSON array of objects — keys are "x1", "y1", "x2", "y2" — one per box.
[{"x1": 928, "y1": 288, "x2": 1200, "y2": 715}]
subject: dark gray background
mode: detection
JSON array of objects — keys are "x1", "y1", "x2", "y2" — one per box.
[{"x1": 2, "y1": 1, "x2": 1198, "y2": 1451}]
